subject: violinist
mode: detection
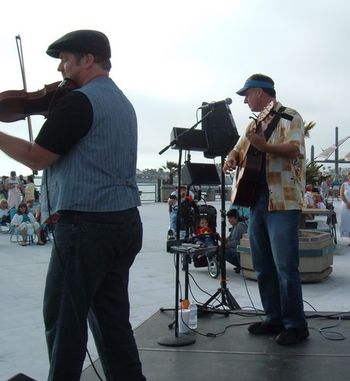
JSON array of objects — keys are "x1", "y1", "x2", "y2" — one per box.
[{"x1": 0, "y1": 30, "x2": 145, "y2": 381}]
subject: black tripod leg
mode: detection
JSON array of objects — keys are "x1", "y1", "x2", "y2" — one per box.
[
  {"x1": 221, "y1": 288, "x2": 241, "y2": 310},
  {"x1": 199, "y1": 156, "x2": 241, "y2": 312}
]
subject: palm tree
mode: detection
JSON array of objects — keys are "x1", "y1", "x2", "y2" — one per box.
[
  {"x1": 304, "y1": 121, "x2": 326, "y2": 186},
  {"x1": 306, "y1": 161, "x2": 323, "y2": 185},
  {"x1": 162, "y1": 161, "x2": 178, "y2": 184},
  {"x1": 304, "y1": 121, "x2": 316, "y2": 138}
]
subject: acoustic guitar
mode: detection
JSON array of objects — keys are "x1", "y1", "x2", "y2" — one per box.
[{"x1": 231, "y1": 101, "x2": 275, "y2": 207}]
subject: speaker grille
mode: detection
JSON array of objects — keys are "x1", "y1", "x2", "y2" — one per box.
[
  {"x1": 181, "y1": 163, "x2": 221, "y2": 185},
  {"x1": 170, "y1": 127, "x2": 208, "y2": 152},
  {"x1": 201, "y1": 104, "x2": 240, "y2": 158}
]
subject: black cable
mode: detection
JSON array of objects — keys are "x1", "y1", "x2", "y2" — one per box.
[
  {"x1": 180, "y1": 253, "x2": 349, "y2": 342},
  {"x1": 169, "y1": 199, "x2": 348, "y2": 343}
]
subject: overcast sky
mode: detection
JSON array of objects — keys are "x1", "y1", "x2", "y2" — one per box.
[{"x1": 1, "y1": 0, "x2": 349, "y2": 177}]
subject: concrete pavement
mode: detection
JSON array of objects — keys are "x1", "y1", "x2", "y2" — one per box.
[{"x1": 1, "y1": 199, "x2": 349, "y2": 380}]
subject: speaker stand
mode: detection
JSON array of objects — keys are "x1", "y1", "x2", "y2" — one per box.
[{"x1": 199, "y1": 156, "x2": 241, "y2": 312}]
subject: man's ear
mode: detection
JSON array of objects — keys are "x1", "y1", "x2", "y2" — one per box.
[{"x1": 83, "y1": 53, "x2": 96, "y2": 68}]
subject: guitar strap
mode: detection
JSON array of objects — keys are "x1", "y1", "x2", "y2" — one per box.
[
  {"x1": 264, "y1": 106, "x2": 287, "y2": 141},
  {"x1": 247, "y1": 106, "x2": 290, "y2": 156}
]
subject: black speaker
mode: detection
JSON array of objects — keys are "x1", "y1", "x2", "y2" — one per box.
[
  {"x1": 181, "y1": 163, "x2": 221, "y2": 185},
  {"x1": 171, "y1": 127, "x2": 208, "y2": 152},
  {"x1": 201, "y1": 103, "x2": 240, "y2": 158},
  {"x1": 7, "y1": 374, "x2": 37, "y2": 381}
]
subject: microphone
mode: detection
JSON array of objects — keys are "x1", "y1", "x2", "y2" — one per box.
[{"x1": 199, "y1": 98, "x2": 232, "y2": 109}]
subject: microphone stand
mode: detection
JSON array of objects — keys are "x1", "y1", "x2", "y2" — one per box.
[
  {"x1": 157, "y1": 107, "x2": 240, "y2": 346},
  {"x1": 158, "y1": 147, "x2": 196, "y2": 346},
  {"x1": 157, "y1": 111, "x2": 215, "y2": 347}
]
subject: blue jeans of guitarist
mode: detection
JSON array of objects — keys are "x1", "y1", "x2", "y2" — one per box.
[
  {"x1": 43, "y1": 208, "x2": 146, "y2": 381},
  {"x1": 248, "y1": 191, "x2": 307, "y2": 329}
]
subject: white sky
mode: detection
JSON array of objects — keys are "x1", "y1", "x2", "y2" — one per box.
[{"x1": 1, "y1": 0, "x2": 350, "y2": 176}]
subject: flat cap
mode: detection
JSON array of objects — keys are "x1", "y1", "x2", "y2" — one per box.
[{"x1": 46, "y1": 29, "x2": 111, "y2": 58}]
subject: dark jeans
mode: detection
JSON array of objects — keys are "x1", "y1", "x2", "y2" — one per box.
[
  {"x1": 43, "y1": 208, "x2": 146, "y2": 381},
  {"x1": 248, "y1": 192, "x2": 307, "y2": 329},
  {"x1": 225, "y1": 248, "x2": 240, "y2": 268}
]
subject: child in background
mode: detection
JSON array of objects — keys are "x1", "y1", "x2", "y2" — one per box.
[{"x1": 194, "y1": 217, "x2": 216, "y2": 247}]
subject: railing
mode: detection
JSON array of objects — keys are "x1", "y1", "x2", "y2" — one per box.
[
  {"x1": 138, "y1": 183, "x2": 157, "y2": 203},
  {"x1": 34, "y1": 177, "x2": 158, "y2": 203}
]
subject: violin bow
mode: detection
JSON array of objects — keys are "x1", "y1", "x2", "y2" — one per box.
[
  {"x1": 15, "y1": 35, "x2": 37, "y2": 175},
  {"x1": 15, "y1": 35, "x2": 33, "y2": 143}
]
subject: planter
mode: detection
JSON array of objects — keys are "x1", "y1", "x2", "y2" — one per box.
[{"x1": 238, "y1": 229, "x2": 336, "y2": 283}]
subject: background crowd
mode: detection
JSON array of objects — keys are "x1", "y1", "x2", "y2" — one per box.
[{"x1": 0, "y1": 170, "x2": 44, "y2": 245}]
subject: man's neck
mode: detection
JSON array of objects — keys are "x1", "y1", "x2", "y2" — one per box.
[{"x1": 259, "y1": 97, "x2": 276, "y2": 112}]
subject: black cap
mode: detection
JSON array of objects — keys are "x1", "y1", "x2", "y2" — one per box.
[{"x1": 46, "y1": 29, "x2": 111, "y2": 58}]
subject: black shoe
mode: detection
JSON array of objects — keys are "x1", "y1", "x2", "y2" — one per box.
[
  {"x1": 248, "y1": 322, "x2": 284, "y2": 335},
  {"x1": 275, "y1": 327, "x2": 309, "y2": 345}
]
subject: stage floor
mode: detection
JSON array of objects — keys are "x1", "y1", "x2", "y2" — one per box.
[{"x1": 82, "y1": 308, "x2": 350, "y2": 381}]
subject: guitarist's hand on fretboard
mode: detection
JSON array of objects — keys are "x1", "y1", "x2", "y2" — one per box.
[{"x1": 246, "y1": 127, "x2": 267, "y2": 152}]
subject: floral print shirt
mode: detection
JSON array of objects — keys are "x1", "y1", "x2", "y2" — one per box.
[{"x1": 233, "y1": 101, "x2": 305, "y2": 211}]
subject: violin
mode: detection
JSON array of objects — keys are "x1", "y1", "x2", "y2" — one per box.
[{"x1": 0, "y1": 78, "x2": 77, "y2": 123}]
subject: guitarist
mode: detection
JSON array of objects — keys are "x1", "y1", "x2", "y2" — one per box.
[{"x1": 223, "y1": 74, "x2": 308, "y2": 345}]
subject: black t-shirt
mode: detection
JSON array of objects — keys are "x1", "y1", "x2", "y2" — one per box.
[{"x1": 35, "y1": 91, "x2": 93, "y2": 155}]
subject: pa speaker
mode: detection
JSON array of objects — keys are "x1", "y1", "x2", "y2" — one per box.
[
  {"x1": 171, "y1": 127, "x2": 208, "y2": 152},
  {"x1": 201, "y1": 103, "x2": 240, "y2": 158},
  {"x1": 7, "y1": 374, "x2": 37, "y2": 381},
  {"x1": 181, "y1": 163, "x2": 221, "y2": 185}
]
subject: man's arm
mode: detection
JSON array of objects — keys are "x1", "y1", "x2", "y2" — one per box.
[{"x1": 0, "y1": 131, "x2": 60, "y2": 170}]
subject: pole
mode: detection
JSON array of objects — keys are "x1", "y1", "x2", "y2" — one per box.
[
  {"x1": 335, "y1": 126, "x2": 339, "y2": 175},
  {"x1": 157, "y1": 148, "x2": 195, "y2": 347}
]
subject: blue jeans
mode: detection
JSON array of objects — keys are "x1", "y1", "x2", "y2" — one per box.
[
  {"x1": 169, "y1": 207, "x2": 177, "y2": 232},
  {"x1": 248, "y1": 192, "x2": 307, "y2": 329},
  {"x1": 43, "y1": 208, "x2": 146, "y2": 381}
]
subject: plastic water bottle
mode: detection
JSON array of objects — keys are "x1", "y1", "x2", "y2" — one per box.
[{"x1": 188, "y1": 302, "x2": 198, "y2": 329}]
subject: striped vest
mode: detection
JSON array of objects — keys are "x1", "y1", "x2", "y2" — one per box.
[{"x1": 40, "y1": 76, "x2": 140, "y2": 222}]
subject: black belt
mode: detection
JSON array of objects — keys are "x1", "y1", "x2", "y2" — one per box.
[{"x1": 57, "y1": 208, "x2": 137, "y2": 224}]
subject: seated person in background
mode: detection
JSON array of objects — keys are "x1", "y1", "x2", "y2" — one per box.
[
  {"x1": 225, "y1": 209, "x2": 248, "y2": 273},
  {"x1": 0, "y1": 199, "x2": 10, "y2": 225},
  {"x1": 10, "y1": 202, "x2": 44, "y2": 245},
  {"x1": 167, "y1": 185, "x2": 195, "y2": 239},
  {"x1": 304, "y1": 184, "x2": 315, "y2": 208},
  {"x1": 313, "y1": 194, "x2": 326, "y2": 209},
  {"x1": 193, "y1": 217, "x2": 217, "y2": 247}
]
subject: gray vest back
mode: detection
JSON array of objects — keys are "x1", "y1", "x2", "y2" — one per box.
[{"x1": 40, "y1": 77, "x2": 140, "y2": 221}]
